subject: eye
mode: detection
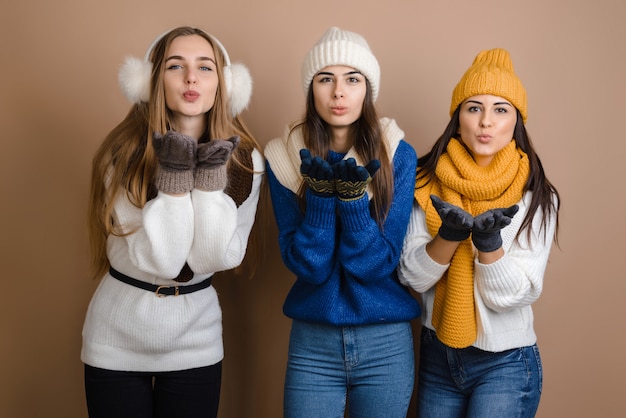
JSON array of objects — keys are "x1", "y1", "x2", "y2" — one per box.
[
  {"x1": 317, "y1": 76, "x2": 333, "y2": 83},
  {"x1": 495, "y1": 107, "x2": 508, "y2": 113},
  {"x1": 167, "y1": 64, "x2": 183, "y2": 70},
  {"x1": 347, "y1": 76, "x2": 361, "y2": 84},
  {"x1": 198, "y1": 60, "x2": 216, "y2": 72},
  {"x1": 467, "y1": 106, "x2": 481, "y2": 112}
]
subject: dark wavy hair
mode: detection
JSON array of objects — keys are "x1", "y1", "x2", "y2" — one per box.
[{"x1": 416, "y1": 106, "x2": 560, "y2": 245}]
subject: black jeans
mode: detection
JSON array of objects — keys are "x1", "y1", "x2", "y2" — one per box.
[{"x1": 84, "y1": 362, "x2": 222, "y2": 418}]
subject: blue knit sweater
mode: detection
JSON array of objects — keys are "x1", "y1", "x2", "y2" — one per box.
[{"x1": 265, "y1": 130, "x2": 420, "y2": 326}]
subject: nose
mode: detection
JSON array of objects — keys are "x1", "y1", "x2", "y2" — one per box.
[
  {"x1": 333, "y1": 82, "x2": 344, "y2": 99},
  {"x1": 185, "y1": 69, "x2": 198, "y2": 84},
  {"x1": 480, "y1": 113, "x2": 492, "y2": 127}
]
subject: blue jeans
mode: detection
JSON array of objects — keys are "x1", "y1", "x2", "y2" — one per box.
[
  {"x1": 417, "y1": 327, "x2": 542, "y2": 418},
  {"x1": 284, "y1": 320, "x2": 414, "y2": 418}
]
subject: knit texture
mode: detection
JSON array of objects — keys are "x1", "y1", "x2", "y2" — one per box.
[
  {"x1": 81, "y1": 149, "x2": 264, "y2": 372},
  {"x1": 301, "y1": 27, "x2": 381, "y2": 101},
  {"x1": 399, "y1": 190, "x2": 557, "y2": 352},
  {"x1": 224, "y1": 144, "x2": 254, "y2": 207},
  {"x1": 195, "y1": 166, "x2": 228, "y2": 191},
  {"x1": 414, "y1": 139, "x2": 529, "y2": 348},
  {"x1": 450, "y1": 48, "x2": 527, "y2": 123},
  {"x1": 264, "y1": 119, "x2": 420, "y2": 325},
  {"x1": 265, "y1": 117, "x2": 403, "y2": 198},
  {"x1": 155, "y1": 167, "x2": 194, "y2": 194}
]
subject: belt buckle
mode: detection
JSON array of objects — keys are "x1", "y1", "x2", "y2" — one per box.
[{"x1": 155, "y1": 285, "x2": 180, "y2": 297}]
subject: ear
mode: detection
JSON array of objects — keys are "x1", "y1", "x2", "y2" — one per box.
[
  {"x1": 227, "y1": 63, "x2": 253, "y2": 116},
  {"x1": 118, "y1": 56, "x2": 152, "y2": 103}
]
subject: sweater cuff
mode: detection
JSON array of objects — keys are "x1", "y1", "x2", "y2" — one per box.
[
  {"x1": 304, "y1": 190, "x2": 337, "y2": 228},
  {"x1": 194, "y1": 165, "x2": 227, "y2": 191},
  {"x1": 156, "y1": 167, "x2": 194, "y2": 194},
  {"x1": 337, "y1": 196, "x2": 372, "y2": 231}
]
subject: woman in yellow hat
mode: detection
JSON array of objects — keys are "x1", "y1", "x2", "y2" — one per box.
[{"x1": 399, "y1": 48, "x2": 560, "y2": 417}]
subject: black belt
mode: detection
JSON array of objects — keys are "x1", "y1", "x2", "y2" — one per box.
[{"x1": 109, "y1": 267, "x2": 212, "y2": 297}]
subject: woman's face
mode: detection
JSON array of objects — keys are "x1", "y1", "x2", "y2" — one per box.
[
  {"x1": 163, "y1": 34, "x2": 219, "y2": 129},
  {"x1": 312, "y1": 65, "x2": 367, "y2": 138},
  {"x1": 457, "y1": 94, "x2": 517, "y2": 166}
]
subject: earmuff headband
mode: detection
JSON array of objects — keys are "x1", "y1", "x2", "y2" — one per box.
[{"x1": 118, "y1": 28, "x2": 252, "y2": 116}]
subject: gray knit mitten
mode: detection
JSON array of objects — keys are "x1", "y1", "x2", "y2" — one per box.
[
  {"x1": 430, "y1": 195, "x2": 473, "y2": 241},
  {"x1": 195, "y1": 136, "x2": 239, "y2": 191},
  {"x1": 472, "y1": 205, "x2": 519, "y2": 252},
  {"x1": 152, "y1": 131, "x2": 197, "y2": 194}
]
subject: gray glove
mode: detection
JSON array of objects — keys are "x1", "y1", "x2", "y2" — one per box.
[
  {"x1": 152, "y1": 131, "x2": 196, "y2": 194},
  {"x1": 195, "y1": 136, "x2": 239, "y2": 191},
  {"x1": 472, "y1": 205, "x2": 519, "y2": 252},
  {"x1": 430, "y1": 195, "x2": 473, "y2": 241}
]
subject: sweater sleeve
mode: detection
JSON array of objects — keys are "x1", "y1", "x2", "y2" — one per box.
[
  {"x1": 398, "y1": 200, "x2": 450, "y2": 292},
  {"x1": 111, "y1": 189, "x2": 195, "y2": 279},
  {"x1": 266, "y1": 161, "x2": 338, "y2": 284},
  {"x1": 187, "y1": 148, "x2": 264, "y2": 274},
  {"x1": 337, "y1": 140, "x2": 417, "y2": 283},
  {"x1": 474, "y1": 193, "x2": 558, "y2": 312}
]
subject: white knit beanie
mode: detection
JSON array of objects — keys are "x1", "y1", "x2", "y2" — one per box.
[{"x1": 301, "y1": 27, "x2": 381, "y2": 102}]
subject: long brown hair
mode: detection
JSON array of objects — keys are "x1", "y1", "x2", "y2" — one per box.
[
  {"x1": 416, "y1": 106, "x2": 560, "y2": 245},
  {"x1": 292, "y1": 78, "x2": 393, "y2": 227},
  {"x1": 87, "y1": 27, "x2": 260, "y2": 280}
]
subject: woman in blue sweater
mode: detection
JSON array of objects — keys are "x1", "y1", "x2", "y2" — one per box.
[{"x1": 264, "y1": 27, "x2": 420, "y2": 417}]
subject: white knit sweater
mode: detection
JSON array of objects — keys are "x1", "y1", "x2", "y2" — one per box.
[
  {"x1": 398, "y1": 192, "x2": 557, "y2": 352},
  {"x1": 81, "y1": 149, "x2": 264, "y2": 372}
]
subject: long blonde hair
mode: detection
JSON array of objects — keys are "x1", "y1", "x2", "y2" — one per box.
[{"x1": 88, "y1": 27, "x2": 260, "y2": 280}]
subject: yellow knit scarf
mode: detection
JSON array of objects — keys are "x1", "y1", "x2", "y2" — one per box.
[{"x1": 414, "y1": 139, "x2": 529, "y2": 348}]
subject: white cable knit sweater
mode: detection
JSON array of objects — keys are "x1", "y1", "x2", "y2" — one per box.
[
  {"x1": 398, "y1": 192, "x2": 557, "y2": 352},
  {"x1": 81, "y1": 149, "x2": 264, "y2": 372}
]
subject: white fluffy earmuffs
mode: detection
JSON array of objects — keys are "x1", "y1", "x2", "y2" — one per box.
[{"x1": 118, "y1": 29, "x2": 252, "y2": 116}]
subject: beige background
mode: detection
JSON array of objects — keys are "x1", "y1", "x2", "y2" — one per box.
[{"x1": 1, "y1": 0, "x2": 624, "y2": 417}]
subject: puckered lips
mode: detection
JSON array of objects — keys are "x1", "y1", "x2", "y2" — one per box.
[{"x1": 183, "y1": 90, "x2": 200, "y2": 102}]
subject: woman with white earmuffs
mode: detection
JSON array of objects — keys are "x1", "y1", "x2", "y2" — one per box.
[{"x1": 81, "y1": 26, "x2": 264, "y2": 418}]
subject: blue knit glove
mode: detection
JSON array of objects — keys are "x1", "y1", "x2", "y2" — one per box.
[
  {"x1": 472, "y1": 205, "x2": 519, "y2": 252},
  {"x1": 430, "y1": 195, "x2": 473, "y2": 241},
  {"x1": 333, "y1": 158, "x2": 380, "y2": 201},
  {"x1": 299, "y1": 149, "x2": 335, "y2": 197}
]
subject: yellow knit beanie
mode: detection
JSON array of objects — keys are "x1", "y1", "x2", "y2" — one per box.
[{"x1": 450, "y1": 48, "x2": 527, "y2": 123}]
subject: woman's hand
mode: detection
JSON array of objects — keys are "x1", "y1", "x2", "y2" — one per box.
[
  {"x1": 299, "y1": 149, "x2": 335, "y2": 197},
  {"x1": 333, "y1": 158, "x2": 380, "y2": 201},
  {"x1": 472, "y1": 205, "x2": 519, "y2": 252},
  {"x1": 430, "y1": 195, "x2": 473, "y2": 241}
]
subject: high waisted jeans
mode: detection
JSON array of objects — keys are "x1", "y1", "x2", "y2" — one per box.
[
  {"x1": 417, "y1": 327, "x2": 542, "y2": 418},
  {"x1": 284, "y1": 320, "x2": 415, "y2": 418}
]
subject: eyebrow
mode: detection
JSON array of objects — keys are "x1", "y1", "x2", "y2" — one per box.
[
  {"x1": 165, "y1": 55, "x2": 216, "y2": 65},
  {"x1": 316, "y1": 70, "x2": 363, "y2": 76},
  {"x1": 466, "y1": 99, "x2": 512, "y2": 106}
]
